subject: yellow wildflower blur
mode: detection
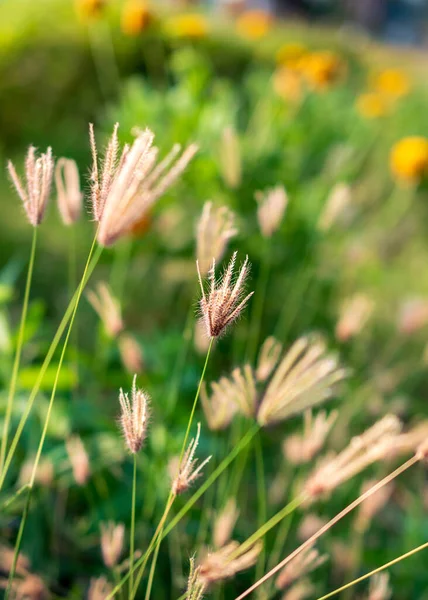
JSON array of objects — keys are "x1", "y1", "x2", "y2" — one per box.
[
  {"x1": 373, "y1": 69, "x2": 411, "y2": 99},
  {"x1": 75, "y1": 0, "x2": 105, "y2": 20},
  {"x1": 236, "y1": 10, "x2": 273, "y2": 40},
  {"x1": 390, "y1": 137, "x2": 428, "y2": 184},
  {"x1": 356, "y1": 92, "x2": 389, "y2": 119},
  {"x1": 298, "y1": 50, "x2": 346, "y2": 90},
  {"x1": 273, "y1": 67, "x2": 302, "y2": 104},
  {"x1": 276, "y1": 42, "x2": 307, "y2": 68},
  {"x1": 167, "y1": 13, "x2": 208, "y2": 39},
  {"x1": 121, "y1": 1, "x2": 153, "y2": 36}
]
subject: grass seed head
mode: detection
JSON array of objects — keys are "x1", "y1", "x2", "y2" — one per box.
[
  {"x1": 283, "y1": 409, "x2": 338, "y2": 465},
  {"x1": 198, "y1": 540, "x2": 262, "y2": 586},
  {"x1": 55, "y1": 157, "x2": 82, "y2": 225},
  {"x1": 255, "y1": 185, "x2": 288, "y2": 237},
  {"x1": 276, "y1": 544, "x2": 327, "y2": 590},
  {"x1": 196, "y1": 201, "x2": 238, "y2": 276},
  {"x1": 213, "y1": 498, "x2": 240, "y2": 549},
  {"x1": 100, "y1": 521, "x2": 125, "y2": 568},
  {"x1": 65, "y1": 435, "x2": 90, "y2": 486},
  {"x1": 118, "y1": 374, "x2": 150, "y2": 454},
  {"x1": 171, "y1": 423, "x2": 211, "y2": 495},
  {"x1": 87, "y1": 281, "x2": 124, "y2": 338}
]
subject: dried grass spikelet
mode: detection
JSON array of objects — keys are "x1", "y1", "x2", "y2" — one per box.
[
  {"x1": 220, "y1": 126, "x2": 242, "y2": 189},
  {"x1": 87, "y1": 281, "x2": 124, "y2": 338},
  {"x1": 100, "y1": 521, "x2": 125, "y2": 568},
  {"x1": 8, "y1": 146, "x2": 54, "y2": 226},
  {"x1": 255, "y1": 185, "x2": 288, "y2": 237},
  {"x1": 87, "y1": 576, "x2": 113, "y2": 600},
  {"x1": 335, "y1": 293, "x2": 375, "y2": 342},
  {"x1": 185, "y1": 556, "x2": 206, "y2": 600},
  {"x1": 118, "y1": 332, "x2": 144, "y2": 373},
  {"x1": 171, "y1": 423, "x2": 211, "y2": 495},
  {"x1": 276, "y1": 544, "x2": 327, "y2": 590},
  {"x1": 89, "y1": 122, "x2": 197, "y2": 246},
  {"x1": 303, "y1": 414, "x2": 402, "y2": 501},
  {"x1": 55, "y1": 158, "x2": 82, "y2": 225},
  {"x1": 65, "y1": 435, "x2": 90, "y2": 486},
  {"x1": 119, "y1": 374, "x2": 150, "y2": 454},
  {"x1": 386, "y1": 421, "x2": 428, "y2": 459},
  {"x1": 256, "y1": 336, "x2": 283, "y2": 382},
  {"x1": 196, "y1": 201, "x2": 238, "y2": 276},
  {"x1": 297, "y1": 514, "x2": 328, "y2": 542},
  {"x1": 197, "y1": 251, "x2": 254, "y2": 338},
  {"x1": 281, "y1": 580, "x2": 314, "y2": 600},
  {"x1": 198, "y1": 540, "x2": 262, "y2": 586},
  {"x1": 257, "y1": 335, "x2": 347, "y2": 426},
  {"x1": 367, "y1": 573, "x2": 391, "y2": 600},
  {"x1": 213, "y1": 498, "x2": 240, "y2": 549},
  {"x1": 283, "y1": 409, "x2": 338, "y2": 465},
  {"x1": 397, "y1": 297, "x2": 428, "y2": 334},
  {"x1": 8, "y1": 574, "x2": 49, "y2": 600},
  {"x1": 355, "y1": 479, "x2": 394, "y2": 533},
  {"x1": 317, "y1": 182, "x2": 352, "y2": 232}
]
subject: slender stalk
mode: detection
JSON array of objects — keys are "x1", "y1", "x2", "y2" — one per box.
[
  {"x1": 254, "y1": 433, "x2": 267, "y2": 587},
  {"x1": 0, "y1": 244, "x2": 103, "y2": 492},
  {"x1": 144, "y1": 521, "x2": 164, "y2": 600},
  {"x1": 167, "y1": 304, "x2": 194, "y2": 415},
  {"x1": 0, "y1": 228, "x2": 38, "y2": 474},
  {"x1": 0, "y1": 484, "x2": 30, "y2": 511},
  {"x1": 129, "y1": 454, "x2": 138, "y2": 599},
  {"x1": 6, "y1": 234, "x2": 100, "y2": 598},
  {"x1": 235, "y1": 455, "x2": 419, "y2": 600},
  {"x1": 107, "y1": 424, "x2": 259, "y2": 599},
  {"x1": 316, "y1": 541, "x2": 428, "y2": 600}
]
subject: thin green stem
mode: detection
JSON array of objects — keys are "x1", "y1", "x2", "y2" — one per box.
[
  {"x1": 129, "y1": 454, "x2": 137, "y2": 600},
  {"x1": 0, "y1": 484, "x2": 30, "y2": 511},
  {"x1": 0, "y1": 228, "x2": 38, "y2": 474},
  {"x1": 246, "y1": 237, "x2": 271, "y2": 364},
  {"x1": 0, "y1": 244, "x2": 103, "y2": 492},
  {"x1": 254, "y1": 433, "x2": 267, "y2": 587},
  {"x1": 144, "y1": 521, "x2": 164, "y2": 600},
  {"x1": 6, "y1": 234, "x2": 100, "y2": 598},
  {"x1": 108, "y1": 424, "x2": 259, "y2": 599},
  {"x1": 316, "y1": 541, "x2": 428, "y2": 600},
  {"x1": 167, "y1": 304, "x2": 194, "y2": 415}
]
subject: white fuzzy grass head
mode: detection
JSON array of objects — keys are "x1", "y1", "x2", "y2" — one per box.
[
  {"x1": 118, "y1": 374, "x2": 150, "y2": 454},
  {"x1": 283, "y1": 409, "x2": 339, "y2": 465},
  {"x1": 89, "y1": 122, "x2": 198, "y2": 246},
  {"x1": 65, "y1": 435, "x2": 90, "y2": 486},
  {"x1": 55, "y1": 157, "x2": 82, "y2": 225},
  {"x1": 185, "y1": 556, "x2": 206, "y2": 600},
  {"x1": 197, "y1": 251, "x2": 254, "y2": 338},
  {"x1": 171, "y1": 423, "x2": 211, "y2": 495},
  {"x1": 100, "y1": 521, "x2": 125, "y2": 568},
  {"x1": 87, "y1": 281, "x2": 124, "y2": 338},
  {"x1": 256, "y1": 336, "x2": 283, "y2": 382},
  {"x1": 8, "y1": 145, "x2": 54, "y2": 226},
  {"x1": 196, "y1": 201, "x2": 238, "y2": 276},
  {"x1": 276, "y1": 544, "x2": 327, "y2": 590},
  {"x1": 198, "y1": 540, "x2": 262, "y2": 586},
  {"x1": 255, "y1": 185, "x2": 288, "y2": 237}
]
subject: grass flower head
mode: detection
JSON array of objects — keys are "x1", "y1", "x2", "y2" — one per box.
[
  {"x1": 171, "y1": 423, "x2": 211, "y2": 495},
  {"x1": 118, "y1": 374, "x2": 150, "y2": 454},
  {"x1": 55, "y1": 157, "x2": 82, "y2": 225}
]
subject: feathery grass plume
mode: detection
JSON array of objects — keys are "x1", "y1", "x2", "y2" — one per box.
[
  {"x1": 87, "y1": 576, "x2": 113, "y2": 600},
  {"x1": 336, "y1": 293, "x2": 375, "y2": 342},
  {"x1": 257, "y1": 335, "x2": 347, "y2": 426},
  {"x1": 197, "y1": 251, "x2": 254, "y2": 338},
  {"x1": 198, "y1": 540, "x2": 262, "y2": 586},
  {"x1": 55, "y1": 158, "x2": 82, "y2": 225},
  {"x1": 298, "y1": 514, "x2": 328, "y2": 542},
  {"x1": 256, "y1": 336, "x2": 283, "y2": 382},
  {"x1": 276, "y1": 544, "x2": 328, "y2": 590},
  {"x1": 200, "y1": 377, "x2": 238, "y2": 431},
  {"x1": 213, "y1": 498, "x2": 240, "y2": 549},
  {"x1": 118, "y1": 332, "x2": 144, "y2": 373},
  {"x1": 383, "y1": 421, "x2": 428, "y2": 459},
  {"x1": 89, "y1": 122, "x2": 198, "y2": 246},
  {"x1": 118, "y1": 374, "x2": 150, "y2": 454},
  {"x1": 196, "y1": 201, "x2": 238, "y2": 276},
  {"x1": 318, "y1": 182, "x2": 352, "y2": 232},
  {"x1": 367, "y1": 573, "x2": 391, "y2": 600},
  {"x1": 100, "y1": 521, "x2": 125, "y2": 568},
  {"x1": 87, "y1": 281, "x2": 124, "y2": 338},
  {"x1": 303, "y1": 415, "x2": 402, "y2": 501},
  {"x1": 3, "y1": 574, "x2": 49, "y2": 599},
  {"x1": 185, "y1": 556, "x2": 206, "y2": 600},
  {"x1": 219, "y1": 126, "x2": 242, "y2": 189},
  {"x1": 255, "y1": 185, "x2": 288, "y2": 237},
  {"x1": 283, "y1": 409, "x2": 338, "y2": 465},
  {"x1": 355, "y1": 479, "x2": 394, "y2": 533},
  {"x1": 171, "y1": 423, "x2": 211, "y2": 495},
  {"x1": 7, "y1": 146, "x2": 54, "y2": 226},
  {"x1": 281, "y1": 580, "x2": 314, "y2": 600},
  {"x1": 65, "y1": 435, "x2": 90, "y2": 486}
]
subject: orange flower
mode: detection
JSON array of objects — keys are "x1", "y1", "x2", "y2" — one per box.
[
  {"x1": 121, "y1": 0, "x2": 153, "y2": 36},
  {"x1": 356, "y1": 92, "x2": 389, "y2": 119},
  {"x1": 75, "y1": 0, "x2": 105, "y2": 20},
  {"x1": 298, "y1": 50, "x2": 346, "y2": 90},
  {"x1": 236, "y1": 10, "x2": 273, "y2": 40},
  {"x1": 276, "y1": 42, "x2": 307, "y2": 68},
  {"x1": 273, "y1": 67, "x2": 302, "y2": 104},
  {"x1": 390, "y1": 136, "x2": 428, "y2": 184},
  {"x1": 372, "y1": 68, "x2": 411, "y2": 99},
  {"x1": 167, "y1": 14, "x2": 208, "y2": 39}
]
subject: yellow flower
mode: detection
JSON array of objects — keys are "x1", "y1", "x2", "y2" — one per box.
[
  {"x1": 121, "y1": 1, "x2": 153, "y2": 36},
  {"x1": 75, "y1": 0, "x2": 105, "y2": 20},
  {"x1": 273, "y1": 67, "x2": 302, "y2": 104},
  {"x1": 356, "y1": 92, "x2": 389, "y2": 119},
  {"x1": 167, "y1": 14, "x2": 208, "y2": 39},
  {"x1": 276, "y1": 42, "x2": 307, "y2": 68},
  {"x1": 236, "y1": 10, "x2": 273, "y2": 40},
  {"x1": 298, "y1": 50, "x2": 346, "y2": 91},
  {"x1": 390, "y1": 137, "x2": 428, "y2": 184},
  {"x1": 373, "y1": 69, "x2": 411, "y2": 99}
]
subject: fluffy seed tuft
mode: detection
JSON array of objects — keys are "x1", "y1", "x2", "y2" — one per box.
[{"x1": 118, "y1": 374, "x2": 150, "y2": 454}]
